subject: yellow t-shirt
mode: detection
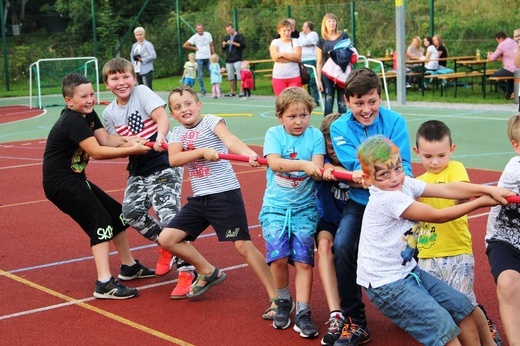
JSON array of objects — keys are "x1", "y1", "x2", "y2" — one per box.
[{"x1": 416, "y1": 160, "x2": 473, "y2": 258}]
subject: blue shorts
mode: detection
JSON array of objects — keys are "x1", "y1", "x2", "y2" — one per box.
[
  {"x1": 166, "y1": 189, "x2": 251, "y2": 242},
  {"x1": 365, "y1": 266, "x2": 474, "y2": 346},
  {"x1": 259, "y1": 203, "x2": 318, "y2": 266},
  {"x1": 184, "y1": 77, "x2": 195, "y2": 87}
]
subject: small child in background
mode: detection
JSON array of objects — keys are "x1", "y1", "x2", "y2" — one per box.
[
  {"x1": 209, "y1": 53, "x2": 222, "y2": 98},
  {"x1": 260, "y1": 87, "x2": 325, "y2": 338},
  {"x1": 414, "y1": 120, "x2": 502, "y2": 346},
  {"x1": 181, "y1": 53, "x2": 197, "y2": 87},
  {"x1": 240, "y1": 60, "x2": 253, "y2": 100},
  {"x1": 486, "y1": 114, "x2": 520, "y2": 346}
]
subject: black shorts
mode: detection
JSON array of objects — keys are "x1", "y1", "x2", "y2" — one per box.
[
  {"x1": 166, "y1": 188, "x2": 251, "y2": 242},
  {"x1": 316, "y1": 218, "x2": 338, "y2": 238},
  {"x1": 47, "y1": 180, "x2": 128, "y2": 247},
  {"x1": 486, "y1": 240, "x2": 520, "y2": 282}
]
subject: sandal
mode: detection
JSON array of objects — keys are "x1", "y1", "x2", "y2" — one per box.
[
  {"x1": 262, "y1": 298, "x2": 277, "y2": 320},
  {"x1": 186, "y1": 267, "x2": 226, "y2": 298}
]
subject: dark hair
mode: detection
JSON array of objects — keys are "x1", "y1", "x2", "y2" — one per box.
[
  {"x1": 61, "y1": 73, "x2": 91, "y2": 98},
  {"x1": 344, "y1": 68, "x2": 382, "y2": 100},
  {"x1": 424, "y1": 36, "x2": 433, "y2": 46},
  {"x1": 304, "y1": 21, "x2": 314, "y2": 31},
  {"x1": 495, "y1": 31, "x2": 507, "y2": 40},
  {"x1": 415, "y1": 120, "x2": 452, "y2": 147},
  {"x1": 225, "y1": 23, "x2": 234, "y2": 29}
]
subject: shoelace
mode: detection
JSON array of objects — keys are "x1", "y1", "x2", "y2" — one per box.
[
  {"x1": 177, "y1": 272, "x2": 193, "y2": 287},
  {"x1": 340, "y1": 319, "x2": 360, "y2": 338},
  {"x1": 157, "y1": 249, "x2": 173, "y2": 266}
]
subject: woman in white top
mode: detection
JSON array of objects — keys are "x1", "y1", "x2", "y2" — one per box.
[
  {"x1": 417, "y1": 36, "x2": 439, "y2": 91},
  {"x1": 270, "y1": 19, "x2": 302, "y2": 97}
]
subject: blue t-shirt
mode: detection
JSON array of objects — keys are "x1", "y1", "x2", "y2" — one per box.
[{"x1": 262, "y1": 125, "x2": 325, "y2": 208}]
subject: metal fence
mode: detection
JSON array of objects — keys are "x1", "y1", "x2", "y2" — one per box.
[{"x1": 1, "y1": 0, "x2": 519, "y2": 90}]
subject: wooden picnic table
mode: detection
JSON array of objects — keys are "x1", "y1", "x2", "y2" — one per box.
[{"x1": 456, "y1": 59, "x2": 490, "y2": 98}]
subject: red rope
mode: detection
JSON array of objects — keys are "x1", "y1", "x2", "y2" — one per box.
[{"x1": 145, "y1": 142, "x2": 519, "y2": 202}]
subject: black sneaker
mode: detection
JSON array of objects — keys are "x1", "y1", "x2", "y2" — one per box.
[
  {"x1": 273, "y1": 297, "x2": 294, "y2": 329},
  {"x1": 118, "y1": 260, "x2": 155, "y2": 281},
  {"x1": 93, "y1": 277, "x2": 138, "y2": 299},
  {"x1": 334, "y1": 318, "x2": 370, "y2": 346},
  {"x1": 224, "y1": 93, "x2": 236, "y2": 97},
  {"x1": 321, "y1": 312, "x2": 345, "y2": 345},
  {"x1": 201, "y1": 90, "x2": 206, "y2": 97},
  {"x1": 293, "y1": 308, "x2": 319, "y2": 338}
]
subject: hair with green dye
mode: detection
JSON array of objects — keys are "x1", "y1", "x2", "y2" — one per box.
[{"x1": 357, "y1": 135, "x2": 400, "y2": 174}]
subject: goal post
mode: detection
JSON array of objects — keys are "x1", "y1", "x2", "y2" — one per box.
[{"x1": 29, "y1": 57, "x2": 100, "y2": 109}]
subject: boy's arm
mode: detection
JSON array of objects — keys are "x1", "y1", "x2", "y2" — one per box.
[
  {"x1": 422, "y1": 182, "x2": 512, "y2": 201},
  {"x1": 389, "y1": 115, "x2": 413, "y2": 176},
  {"x1": 213, "y1": 121, "x2": 261, "y2": 166},
  {"x1": 149, "y1": 106, "x2": 170, "y2": 150},
  {"x1": 168, "y1": 142, "x2": 223, "y2": 167},
  {"x1": 401, "y1": 195, "x2": 503, "y2": 223},
  {"x1": 80, "y1": 132, "x2": 150, "y2": 160},
  {"x1": 265, "y1": 154, "x2": 323, "y2": 178}
]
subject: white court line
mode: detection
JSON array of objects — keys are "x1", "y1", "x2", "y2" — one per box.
[{"x1": 0, "y1": 263, "x2": 249, "y2": 321}]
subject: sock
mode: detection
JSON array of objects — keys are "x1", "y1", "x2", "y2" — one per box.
[
  {"x1": 331, "y1": 311, "x2": 344, "y2": 320},
  {"x1": 276, "y1": 286, "x2": 291, "y2": 299},
  {"x1": 296, "y1": 301, "x2": 310, "y2": 314}
]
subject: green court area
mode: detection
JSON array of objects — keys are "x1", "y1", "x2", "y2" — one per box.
[{"x1": 1, "y1": 92, "x2": 518, "y2": 172}]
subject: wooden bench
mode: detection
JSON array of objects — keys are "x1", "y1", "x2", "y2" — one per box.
[
  {"x1": 488, "y1": 75, "x2": 515, "y2": 98},
  {"x1": 427, "y1": 71, "x2": 484, "y2": 97}
]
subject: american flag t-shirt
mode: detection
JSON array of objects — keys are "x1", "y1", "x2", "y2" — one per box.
[{"x1": 128, "y1": 110, "x2": 144, "y2": 134}]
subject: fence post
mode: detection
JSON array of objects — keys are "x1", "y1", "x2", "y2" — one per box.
[{"x1": 514, "y1": 69, "x2": 520, "y2": 104}]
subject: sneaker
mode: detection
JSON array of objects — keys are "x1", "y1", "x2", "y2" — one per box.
[
  {"x1": 118, "y1": 260, "x2": 155, "y2": 281},
  {"x1": 273, "y1": 297, "x2": 295, "y2": 330},
  {"x1": 155, "y1": 249, "x2": 175, "y2": 276},
  {"x1": 406, "y1": 83, "x2": 412, "y2": 88},
  {"x1": 334, "y1": 318, "x2": 371, "y2": 346},
  {"x1": 293, "y1": 308, "x2": 319, "y2": 338},
  {"x1": 224, "y1": 93, "x2": 236, "y2": 97},
  {"x1": 479, "y1": 304, "x2": 502, "y2": 346},
  {"x1": 170, "y1": 271, "x2": 196, "y2": 299},
  {"x1": 201, "y1": 90, "x2": 206, "y2": 97},
  {"x1": 321, "y1": 313, "x2": 345, "y2": 345},
  {"x1": 93, "y1": 277, "x2": 138, "y2": 299}
]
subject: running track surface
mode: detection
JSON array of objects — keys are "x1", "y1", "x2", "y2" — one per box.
[{"x1": 0, "y1": 138, "x2": 506, "y2": 345}]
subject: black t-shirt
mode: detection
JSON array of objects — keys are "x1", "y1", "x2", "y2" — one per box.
[
  {"x1": 437, "y1": 44, "x2": 448, "y2": 66},
  {"x1": 42, "y1": 107, "x2": 103, "y2": 194},
  {"x1": 317, "y1": 32, "x2": 350, "y2": 61}
]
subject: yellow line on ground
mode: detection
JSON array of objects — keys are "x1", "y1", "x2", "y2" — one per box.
[{"x1": 0, "y1": 269, "x2": 194, "y2": 346}]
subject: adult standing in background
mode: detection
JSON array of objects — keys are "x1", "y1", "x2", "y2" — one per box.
[
  {"x1": 131, "y1": 27, "x2": 156, "y2": 90},
  {"x1": 269, "y1": 19, "x2": 302, "y2": 97},
  {"x1": 222, "y1": 23, "x2": 246, "y2": 97},
  {"x1": 183, "y1": 23, "x2": 215, "y2": 97},
  {"x1": 488, "y1": 31, "x2": 519, "y2": 100},
  {"x1": 300, "y1": 21, "x2": 320, "y2": 106},
  {"x1": 514, "y1": 28, "x2": 520, "y2": 111},
  {"x1": 316, "y1": 13, "x2": 350, "y2": 117}
]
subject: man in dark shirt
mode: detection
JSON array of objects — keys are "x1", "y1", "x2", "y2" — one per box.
[{"x1": 222, "y1": 23, "x2": 246, "y2": 96}]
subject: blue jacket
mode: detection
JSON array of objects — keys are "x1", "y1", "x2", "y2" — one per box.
[
  {"x1": 131, "y1": 39, "x2": 156, "y2": 75},
  {"x1": 330, "y1": 106, "x2": 412, "y2": 205}
]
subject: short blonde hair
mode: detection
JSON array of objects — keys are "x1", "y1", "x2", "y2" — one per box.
[
  {"x1": 134, "y1": 27, "x2": 145, "y2": 35},
  {"x1": 507, "y1": 114, "x2": 520, "y2": 142},
  {"x1": 275, "y1": 87, "x2": 316, "y2": 118},
  {"x1": 320, "y1": 113, "x2": 342, "y2": 140}
]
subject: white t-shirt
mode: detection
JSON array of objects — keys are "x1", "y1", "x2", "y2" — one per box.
[
  {"x1": 425, "y1": 45, "x2": 439, "y2": 70},
  {"x1": 299, "y1": 31, "x2": 319, "y2": 61},
  {"x1": 103, "y1": 85, "x2": 165, "y2": 139},
  {"x1": 486, "y1": 156, "x2": 520, "y2": 251},
  {"x1": 188, "y1": 32, "x2": 213, "y2": 59},
  {"x1": 357, "y1": 177, "x2": 426, "y2": 288},
  {"x1": 270, "y1": 38, "x2": 301, "y2": 79},
  {"x1": 168, "y1": 114, "x2": 239, "y2": 196}
]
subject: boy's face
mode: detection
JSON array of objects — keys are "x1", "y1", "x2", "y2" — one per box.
[
  {"x1": 65, "y1": 83, "x2": 96, "y2": 115},
  {"x1": 104, "y1": 71, "x2": 136, "y2": 104},
  {"x1": 168, "y1": 91, "x2": 202, "y2": 128},
  {"x1": 278, "y1": 102, "x2": 311, "y2": 136},
  {"x1": 345, "y1": 88, "x2": 381, "y2": 126},
  {"x1": 364, "y1": 153, "x2": 405, "y2": 191},
  {"x1": 413, "y1": 135, "x2": 454, "y2": 174}
]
